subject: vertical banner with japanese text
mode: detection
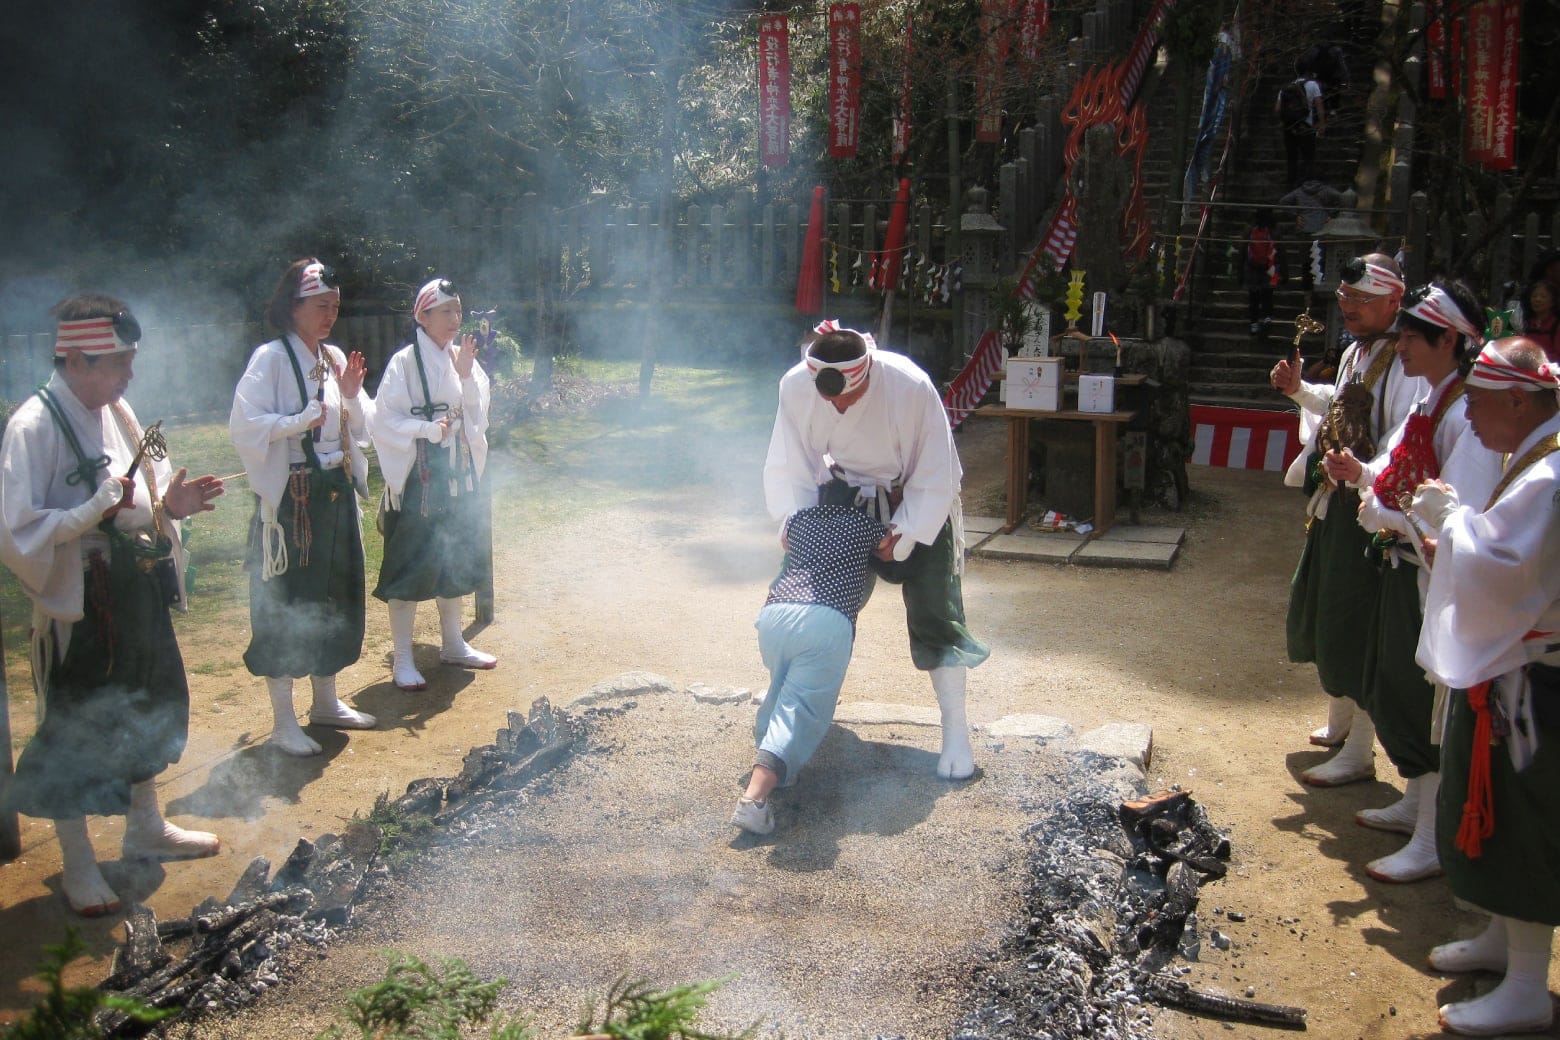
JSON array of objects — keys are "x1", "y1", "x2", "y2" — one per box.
[
  {"x1": 974, "y1": 0, "x2": 1010, "y2": 143},
  {"x1": 1425, "y1": 0, "x2": 1447, "y2": 99},
  {"x1": 892, "y1": 8, "x2": 914, "y2": 164},
  {"x1": 828, "y1": 3, "x2": 862, "y2": 159},
  {"x1": 758, "y1": 15, "x2": 791, "y2": 167},
  {"x1": 1017, "y1": 0, "x2": 1050, "y2": 65},
  {"x1": 1464, "y1": 1, "x2": 1498, "y2": 164},
  {"x1": 1488, "y1": 0, "x2": 1520, "y2": 170}
]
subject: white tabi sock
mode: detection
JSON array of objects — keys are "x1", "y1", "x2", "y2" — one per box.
[
  {"x1": 1366, "y1": 771, "x2": 1441, "y2": 882},
  {"x1": 122, "y1": 780, "x2": 220, "y2": 861},
  {"x1": 1439, "y1": 918, "x2": 1555, "y2": 1036},
  {"x1": 389, "y1": 599, "x2": 427, "y2": 690},
  {"x1": 437, "y1": 597, "x2": 496, "y2": 669},
  {"x1": 55, "y1": 817, "x2": 118, "y2": 917},
  {"x1": 308, "y1": 674, "x2": 376, "y2": 729},
  {"x1": 1432, "y1": 915, "x2": 1509, "y2": 974},
  {"x1": 265, "y1": 677, "x2": 322, "y2": 756},
  {"x1": 1309, "y1": 695, "x2": 1355, "y2": 746},
  {"x1": 1302, "y1": 711, "x2": 1375, "y2": 786},
  {"x1": 930, "y1": 665, "x2": 975, "y2": 780},
  {"x1": 1357, "y1": 773, "x2": 1423, "y2": 834}
]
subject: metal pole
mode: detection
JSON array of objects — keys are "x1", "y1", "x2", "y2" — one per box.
[{"x1": 0, "y1": 616, "x2": 20, "y2": 862}]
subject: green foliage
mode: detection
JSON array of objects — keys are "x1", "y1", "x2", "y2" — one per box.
[
  {"x1": 0, "y1": 930, "x2": 172, "y2": 1040},
  {"x1": 987, "y1": 278, "x2": 1035, "y2": 348},
  {"x1": 574, "y1": 976, "x2": 754, "y2": 1040},
  {"x1": 318, "y1": 952, "x2": 532, "y2": 1040},
  {"x1": 351, "y1": 792, "x2": 437, "y2": 870}
]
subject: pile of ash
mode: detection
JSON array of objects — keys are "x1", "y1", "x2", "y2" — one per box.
[{"x1": 947, "y1": 778, "x2": 1304, "y2": 1039}]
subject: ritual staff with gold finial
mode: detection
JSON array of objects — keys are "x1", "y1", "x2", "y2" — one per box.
[
  {"x1": 1328, "y1": 279, "x2": 1500, "y2": 883},
  {"x1": 1272, "y1": 253, "x2": 1426, "y2": 782},
  {"x1": 1409, "y1": 338, "x2": 1560, "y2": 1036},
  {"x1": 370, "y1": 277, "x2": 495, "y2": 691},
  {"x1": 230, "y1": 259, "x2": 377, "y2": 756},
  {"x1": 0, "y1": 294, "x2": 224, "y2": 916}
]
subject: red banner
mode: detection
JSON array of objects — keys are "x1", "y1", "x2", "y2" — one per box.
[
  {"x1": 975, "y1": 0, "x2": 1011, "y2": 143},
  {"x1": 758, "y1": 15, "x2": 791, "y2": 168},
  {"x1": 1465, "y1": 1, "x2": 1499, "y2": 164},
  {"x1": 828, "y1": 3, "x2": 861, "y2": 159},
  {"x1": 892, "y1": 9, "x2": 914, "y2": 164},
  {"x1": 1017, "y1": 0, "x2": 1050, "y2": 65},
  {"x1": 1426, "y1": 0, "x2": 1447, "y2": 99},
  {"x1": 1488, "y1": 0, "x2": 1520, "y2": 170}
]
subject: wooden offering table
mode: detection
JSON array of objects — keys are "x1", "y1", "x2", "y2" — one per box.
[{"x1": 975, "y1": 404, "x2": 1140, "y2": 535}]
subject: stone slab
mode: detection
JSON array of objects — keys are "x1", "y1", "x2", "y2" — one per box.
[
  {"x1": 568, "y1": 671, "x2": 678, "y2": 707},
  {"x1": 833, "y1": 701, "x2": 942, "y2": 728},
  {"x1": 686, "y1": 682, "x2": 754, "y2": 705},
  {"x1": 985, "y1": 714, "x2": 1073, "y2": 740},
  {"x1": 1073, "y1": 538, "x2": 1179, "y2": 569},
  {"x1": 1076, "y1": 722, "x2": 1154, "y2": 769},
  {"x1": 963, "y1": 514, "x2": 1006, "y2": 536},
  {"x1": 974, "y1": 532, "x2": 1086, "y2": 562},
  {"x1": 1097, "y1": 525, "x2": 1185, "y2": 546}
]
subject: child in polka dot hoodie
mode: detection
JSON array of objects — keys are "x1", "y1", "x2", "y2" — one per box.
[{"x1": 733, "y1": 481, "x2": 886, "y2": 836}]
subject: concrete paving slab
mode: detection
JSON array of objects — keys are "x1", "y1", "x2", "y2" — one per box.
[
  {"x1": 1097, "y1": 525, "x2": 1185, "y2": 545},
  {"x1": 1076, "y1": 721, "x2": 1154, "y2": 769},
  {"x1": 1073, "y1": 538, "x2": 1179, "y2": 569},
  {"x1": 834, "y1": 700, "x2": 942, "y2": 728},
  {"x1": 686, "y1": 682, "x2": 754, "y2": 705},
  {"x1": 963, "y1": 514, "x2": 1006, "y2": 535},
  {"x1": 568, "y1": 670, "x2": 678, "y2": 706},
  {"x1": 984, "y1": 714, "x2": 1073, "y2": 740},
  {"x1": 974, "y1": 532, "x2": 1086, "y2": 563}
]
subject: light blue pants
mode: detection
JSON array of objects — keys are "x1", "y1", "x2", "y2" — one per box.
[{"x1": 754, "y1": 602, "x2": 854, "y2": 782}]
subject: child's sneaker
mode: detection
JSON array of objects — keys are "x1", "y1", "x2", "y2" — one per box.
[{"x1": 730, "y1": 797, "x2": 774, "y2": 836}]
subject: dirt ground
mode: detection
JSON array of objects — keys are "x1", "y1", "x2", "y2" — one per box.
[{"x1": 1, "y1": 416, "x2": 1558, "y2": 1039}]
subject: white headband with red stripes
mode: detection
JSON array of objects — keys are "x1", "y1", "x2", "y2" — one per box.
[
  {"x1": 1467, "y1": 341, "x2": 1560, "y2": 392},
  {"x1": 1344, "y1": 260, "x2": 1405, "y2": 296},
  {"x1": 805, "y1": 319, "x2": 875, "y2": 395},
  {"x1": 415, "y1": 278, "x2": 458, "y2": 315},
  {"x1": 1403, "y1": 284, "x2": 1482, "y2": 343},
  {"x1": 296, "y1": 261, "x2": 337, "y2": 299},
  {"x1": 53, "y1": 315, "x2": 137, "y2": 357}
]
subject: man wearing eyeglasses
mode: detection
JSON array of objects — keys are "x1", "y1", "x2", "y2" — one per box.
[
  {"x1": 1271, "y1": 254, "x2": 1427, "y2": 784},
  {"x1": 0, "y1": 295, "x2": 225, "y2": 917}
]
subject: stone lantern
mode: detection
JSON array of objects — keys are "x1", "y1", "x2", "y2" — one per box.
[
  {"x1": 960, "y1": 186, "x2": 1006, "y2": 353},
  {"x1": 1315, "y1": 190, "x2": 1377, "y2": 355}
]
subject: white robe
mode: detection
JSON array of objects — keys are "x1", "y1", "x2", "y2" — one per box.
[
  {"x1": 0, "y1": 374, "x2": 188, "y2": 646},
  {"x1": 371, "y1": 328, "x2": 491, "y2": 506},
  {"x1": 228, "y1": 334, "x2": 373, "y2": 518},
  {"x1": 1355, "y1": 370, "x2": 1502, "y2": 597},
  {"x1": 763, "y1": 349, "x2": 960, "y2": 556},
  {"x1": 1417, "y1": 411, "x2": 1560, "y2": 767},
  {"x1": 1283, "y1": 334, "x2": 1427, "y2": 519}
]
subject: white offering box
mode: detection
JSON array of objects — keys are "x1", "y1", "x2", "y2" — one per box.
[
  {"x1": 1006, "y1": 357, "x2": 1062, "y2": 411},
  {"x1": 1077, "y1": 373, "x2": 1116, "y2": 413}
]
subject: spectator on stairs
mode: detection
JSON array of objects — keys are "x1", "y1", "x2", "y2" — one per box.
[
  {"x1": 1276, "y1": 63, "x2": 1326, "y2": 190},
  {"x1": 1245, "y1": 208, "x2": 1280, "y2": 338}
]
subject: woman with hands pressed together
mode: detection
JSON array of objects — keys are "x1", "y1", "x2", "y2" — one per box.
[
  {"x1": 370, "y1": 278, "x2": 495, "y2": 691},
  {"x1": 230, "y1": 259, "x2": 377, "y2": 756}
]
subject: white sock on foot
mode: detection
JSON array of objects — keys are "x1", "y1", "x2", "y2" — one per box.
[
  {"x1": 389, "y1": 600, "x2": 428, "y2": 690},
  {"x1": 1302, "y1": 712, "x2": 1375, "y2": 786},
  {"x1": 1310, "y1": 695, "x2": 1355, "y2": 746},
  {"x1": 1438, "y1": 918, "x2": 1555, "y2": 1035},
  {"x1": 437, "y1": 597, "x2": 496, "y2": 668},
  {"x1": 1367, "y1": 772, "x2": 1441, "y2": 882},
  {"x1": 1357, "y1": 774, "x2": 1422, "y2": 834},
  {"x1": 931, "y1": 665, "x2": 975, "y2": 780},
  {"x1": 122, "y1": 780, "x2": 220, "y2": 861},
  {"x1": 1432, "y1": 916, "x2": 1509, "y2": 974},
  {"x1": 308, "y1": 674, "x2": 376, "y2": 729},
  {"x1": 265, "y1": 677, "x2": 321, "y2": 756},
  {"x1": 55, "y1": 818, "x2": 119, "y2": 917}
]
